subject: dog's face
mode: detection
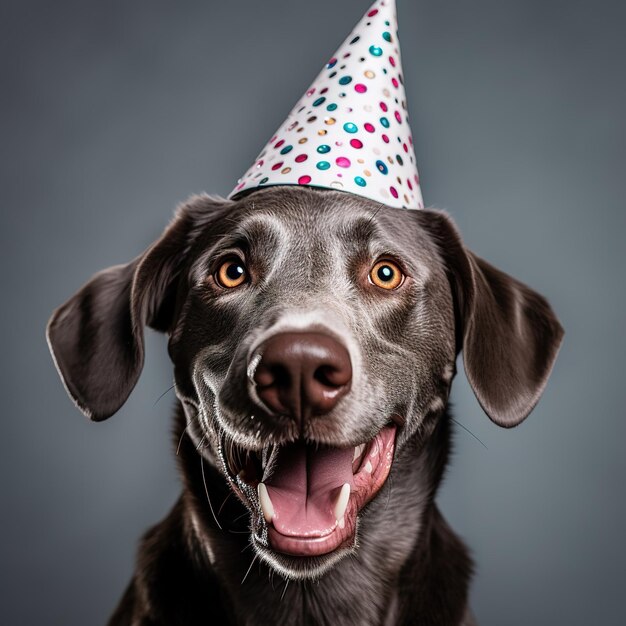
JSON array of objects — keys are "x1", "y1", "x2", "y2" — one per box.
[{"x1": 47, "y1": 187, "x2": 563, "y2": 579}]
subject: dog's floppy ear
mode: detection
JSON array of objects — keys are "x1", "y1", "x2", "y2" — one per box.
[
  {"x1": 419, "y1": 210, "x2": 564, "y2": 427},
  {"x1": 47, "y1": 195, "x2": 229, "y2": 421}
]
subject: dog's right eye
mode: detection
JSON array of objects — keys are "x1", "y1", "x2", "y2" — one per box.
[{"x1": 215, "y1": 258, "x2": 248, "y2": 289}]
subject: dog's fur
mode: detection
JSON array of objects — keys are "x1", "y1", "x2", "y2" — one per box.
[{"x1": 47, "y1": 187, "x2": 563, "y2": 625}]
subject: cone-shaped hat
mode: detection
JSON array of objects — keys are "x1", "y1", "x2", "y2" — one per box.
[{"x1": 229, "y1": 0, "x2": 423, "y2": 209}]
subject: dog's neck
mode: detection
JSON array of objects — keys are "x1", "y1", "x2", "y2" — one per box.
[{"x1": 171, "y1": 406, "x2": 472, "y2": 626}]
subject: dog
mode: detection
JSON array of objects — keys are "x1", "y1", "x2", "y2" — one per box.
[{"x1": 47, "y1": 186, "x2": 563, "y2": 625}]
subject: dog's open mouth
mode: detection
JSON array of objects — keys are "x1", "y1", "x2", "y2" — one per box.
[{"x1": 221, "y1": 424, "x2": 397, "y2": 558}]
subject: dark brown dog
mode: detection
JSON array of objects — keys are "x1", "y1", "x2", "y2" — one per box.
[{"x1": 47, "y1": 187, "x2": 563, "y2": 625}]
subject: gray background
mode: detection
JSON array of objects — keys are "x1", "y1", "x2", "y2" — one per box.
[{"x1": 2, "y1": 0, "x2": 624, "y2": 624}]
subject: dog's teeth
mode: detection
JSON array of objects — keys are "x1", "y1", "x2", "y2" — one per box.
[
  {"x1": 338, "y1": 517, "x2": 345, "y2": 529},
  {"x1": 364, "y1": 460, "x2": 373, "y2": 474},
  {"x1": 353, "y1": 444, "x2": 365, "y2": 462},
  {"x1": 257, "y1": 483, "x2": 275, "y2": 523},
  {"x1": 334, "y1": 483, "x2": 351, "y2": 522}
]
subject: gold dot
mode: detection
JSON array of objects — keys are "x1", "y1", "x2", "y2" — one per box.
[
  {"x1": 364, "y1": 70, "x2": 375, "y2": 79},
  {"x1": 357, "y1": 158, "x2": 364, "y2": 164},
  {"x1": 388, "y1": 156, "x2": 394, "y2": 164},
  {"x1": 364, "y1": 169, "x2": 372, "y2": 177},
  {"x1": 282, "y1": 167, "x2": 292, "y2": 174},
  {"x1": 325, "y1": 117, "x2": 336, "y2": 125},
  {"x1": 318, "y1": 129, "x2": 328, "y2": 135},
  {"x1": 297, "y1": 127, "x2": 305, "y2": 132},
  {"x1": 383, "y1": 88, "x2": 391, "y2": 97},
  {"x1": 299, "y1": 138, "x2": 308, "y2": 144},
  {"x1": 404, "y1": 194, "x2": 410, "y2": 203}
]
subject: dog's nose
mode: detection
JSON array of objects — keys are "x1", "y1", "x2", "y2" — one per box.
[{"x1": 252, "y1": 332, "x2": 352, "y2": 420}]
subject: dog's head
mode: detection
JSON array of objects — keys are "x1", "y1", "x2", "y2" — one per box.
[{"x1": 47, "y1": 187, "x2": 563, "y2": 579}]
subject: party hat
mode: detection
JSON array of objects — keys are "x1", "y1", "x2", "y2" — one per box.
[{"x1": 229, "y1": 0, "x2": 424, "y2": 210}]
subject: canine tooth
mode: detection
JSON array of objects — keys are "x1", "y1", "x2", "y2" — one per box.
[
  {"x1": 338, "y1": 517, "x2": 345, "y2": 529},
  {"x1": 353, "y1": 444, "x2": 365, "y2": 462},
  {"x1": 364, "y1": 460, "x2": 373, "y2": 474},
  {"x1": 257, "y1": 483, "x2": 274, "y2": 523},
  {"x1": 334, "y1": 483, "x2": 351, "y2": 522}
]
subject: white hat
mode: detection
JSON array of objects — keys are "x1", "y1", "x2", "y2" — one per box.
[{"x1": 230, "y1": 0, "x2": 424, "y2": 210}]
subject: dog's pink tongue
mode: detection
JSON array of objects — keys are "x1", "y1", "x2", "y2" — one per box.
[{"x1": 265, "y1": 443, "x2": 354, "y2": 537}]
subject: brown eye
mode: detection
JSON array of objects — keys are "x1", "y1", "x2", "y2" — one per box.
[
  {"x1": 369, "y1": 260, "x2": 404, "y2": 290},
  {"x1": 216, "y1": 258, "x2": 248, "y2": 289}
]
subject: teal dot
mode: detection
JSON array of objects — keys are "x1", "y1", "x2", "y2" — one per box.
[
  {"x1": 317, "y1": 145, "x2": 331, "y2": 154},
  {"x1": 343, "y1": 122, "x2": 358, "y2": 134},
  {"x1": 397, "y1": 154, "x2": 404, "y2": 165},
  {"x1": 313, "y1": 97, "x2": 326, "y2": 107},
  {"x1": 385, "y1": 20, "x2": 390, "y2": 26},
  {"x1": 317, "y1": 161, "x2": 331, "y2": 170},
  {"x1": 354, "y1": 176, "x2": 367, "y2": 187},
  {"x1": 259, "y1": 177, "x2": 269, "y2": 184},
  {"x1": 339, "y1": 76, "x2": 352, "y2": 85},
  {"x1": 380, "y1": 117, "x2": 390, "y2": 128},
  {"x1": 280, "y1": 145, "x2": 293, "y2": 155},
  {"x1": 376, "y1": 160, "x2": 388, "y2": 175},
  {"x1": 326, "y1": 103, "x2": 338, "y2": 111},
  {"x1": 369, "y1": 45, "x2": 383, "y2": 57},
  {"x1": 383, "y1": 32, "x2": 392, "y2": 42}
]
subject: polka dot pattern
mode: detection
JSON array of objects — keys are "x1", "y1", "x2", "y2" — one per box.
[{"x1": 230, "y1": 0, "x2": 424, "y2": 210}]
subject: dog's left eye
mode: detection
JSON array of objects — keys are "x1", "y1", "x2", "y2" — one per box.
[
  {"x1": 216, "y1": 258, "x2": 248, "y2": 289},
  {"x1": 369, "y1": 260, "x2": 405, "y2": 290}
]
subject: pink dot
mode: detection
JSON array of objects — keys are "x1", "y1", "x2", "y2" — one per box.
[
  {"x1": 270, "y1": 135, "x2": 277, "y2": 143},
  {"x1": 355, "y1": 83, "x2": 367, "y2": 93},
  {"x1": 336, "y1": 157, "x2": 351, "y2": 168},
  {"x1": 364, "y1": 123, "x2": 376, "y2": 133},
  {"x1": 403, "y1": 143, "x2": 409, "y2": 153},
  {"x1": 415, "y1": 175, "x2": 420, "y2": 184},
  {"x1": 295, "y1": 154, "x2": 308, "y2": 163},
  {"x1": 320, "y1": 87, "x2": 329, "y2": 94},
  {"x1": 395, "y1": 111, "x2": 402, "y2": 123},
  {"x1": 407, "y1": 179, "x2": 413, "y2": 190},
  {"x1": 392, "y1": 78, "x2": 399, "y2": 88},
  {"x1": 368, "y1": 9, "x2": 379, "y2": 17},
  {"x1": 343, "y1": 52, "x2": 351, "y2": 58},
  {"x1": 380, "y1": 102, "x2": 388, "y2": 112},
  {"x1": 382, "y1": 134, "x2": 390, "y2": 143},
  {"x1": 390, "y1": 186, "x2": 399, "y2": 198},
  {"x1": 298, "y1": 175, "x2": 312, "y2": 185},
  {"x1": 409, "y1": 136, "x2": 413, "y2": 146},
  {"x1": 350, "y1": 139, "x2": 363, "y2": 149},
  {"x1": 236, "y1": 182, "x2": 245, "y2": 190},
  {"x1": 272, "y1": 162, "x2": 284, "y2": 171},
  {"x1": 389, "y1": 56, "x2": 396, "y2": 67},
  {"x1": 306, "y1": 88, "x2": 316, "y2": 97},
  {"x1": 256, "y1": 160, "x2": 264, "y2": 167},
  {"x1": 274, "y1": 139, "x2": 285, "y2": 149}
]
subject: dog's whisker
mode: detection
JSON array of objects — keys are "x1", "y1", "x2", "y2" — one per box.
[
  {"x1": 280, "y1": 579, "x2": 290, "y2": 601},
  {"x1": 364, "y1": 202, "x2": 385, "y2": 229},
  {"x1": 232, "y1": 510, "x2": 250, "y2": 524},
  {"x1": 241, "y1": 553, "x2": 258, "y2": 585},
  {"x1": 153, "y1": 383, "x2": 177, "y2": 406},
  {"x1": 450, "y1": 417, "x2": 488, "y2": 450},
  {"x1": 176, "y1": 421, "x2": 193, "y2": 456},
  {"x1": 217, "y1": 491, "x2": 233, "y2": 516},
  {"x1": 200, "y1": 456, "x2": 223, "y2": 530}
]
